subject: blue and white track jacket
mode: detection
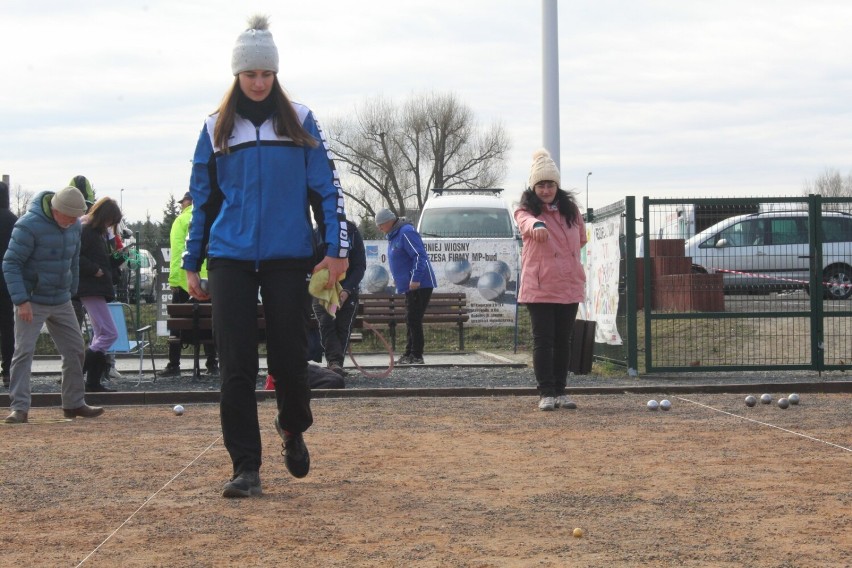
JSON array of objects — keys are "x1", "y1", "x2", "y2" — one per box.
[{"x1": 183, "y1": 102, "x2": 349, "y2": 272}]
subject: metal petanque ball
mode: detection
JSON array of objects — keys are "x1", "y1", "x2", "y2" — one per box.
[
  {"x1": 760, "y1": 393, "x2": 772, "y2": 405},
  {"x1": 647, "y1": 399, "x2": 659, "y2": 411},
  {"x1": 483, "y1": 260, "x2": 512, "y2": 283},
  {"x1": 745, "y1": 395, "x2": 757, "y2": 407},
  {"x1": 660, "y1": 399, "x2": 672, "y2": 411},
  {"x1": 477, "y1": 271, "x2": 506, "y2": 301},
  {"x1": 444, "y1": 259, "x2": 472, "y2": 285},
  {"x1": 788, "y1": 393, "x2": 800, "y2": 405},
  {"x1": 777, "y1": 398, "x2": 790, "y2": 409}
]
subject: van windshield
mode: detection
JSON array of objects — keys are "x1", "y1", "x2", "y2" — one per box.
[{"x1": 419, "y1": 208, "x2": 515, "y2": 238}]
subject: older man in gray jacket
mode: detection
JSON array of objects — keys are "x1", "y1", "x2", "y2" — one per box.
[{"x1": 3, "y1": 186, "x2": 104, "y2": 423}]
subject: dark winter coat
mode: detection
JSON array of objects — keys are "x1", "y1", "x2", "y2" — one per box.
[
  {"x1": 76, "y1": 224, "x2": 121, "y2": 300},
  {"x1": 0, "y1": 185, "x2": 18, "y2": 293},
  {"x1": 3, "y1": 191, "x2": 82, "y2": 306},
  {"x1": 314, "y1": 220, "x2": 366, "y2": 295}
]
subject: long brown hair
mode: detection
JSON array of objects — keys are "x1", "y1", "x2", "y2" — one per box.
[
  {"x1": 519, "y1": 187, "x2": 582, "y2": 228},
  {"x1": 86, "y1": 197, "x2": 123, "y2": 233},
  {"x1": 213, "y1": 75, "x2": 318, "y2": 153}
]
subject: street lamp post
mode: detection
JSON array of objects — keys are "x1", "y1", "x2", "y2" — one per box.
[
  {"x1": 585, "y1": 172, "x2": 593, "y2": 212},
  {"x1": 120, "y1": 188, "x2": 124, "y2": 210}
]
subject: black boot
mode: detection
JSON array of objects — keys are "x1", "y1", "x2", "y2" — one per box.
[
  {"x1": 85, "y1": 351, "x2": 115, "y2": 392},
  {"x1": 83, "y1": 348, "x2": 96, "y2": 373}
]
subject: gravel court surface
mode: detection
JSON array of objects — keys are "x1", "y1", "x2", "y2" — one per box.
[
  {"x1": 1, "y1": 393, "x2": 850, "y2": 567},
  {"x1": 12, "y1": 351, "x2": 852, "y2": 396}
]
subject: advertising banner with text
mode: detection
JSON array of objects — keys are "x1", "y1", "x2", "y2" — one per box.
[{"x1": 363, "y1": 239, "x2": 520, "y2": 327}]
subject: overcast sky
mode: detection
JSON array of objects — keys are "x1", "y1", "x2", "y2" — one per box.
[{"x1": 2, "y1": 0, "x2": 851, "y2": 223}]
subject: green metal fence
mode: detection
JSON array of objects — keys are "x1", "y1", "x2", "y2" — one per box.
[{"x1": 625, "y1": 195, "x2": 852, "y2": 373}]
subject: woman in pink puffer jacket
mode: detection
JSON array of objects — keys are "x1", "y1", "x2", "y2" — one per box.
[{"x1": 514, "y1": 149, "x2": 587, "y2": 412}]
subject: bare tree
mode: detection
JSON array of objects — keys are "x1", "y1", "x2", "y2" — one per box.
[
  {"x1": 13, "y1": 184, "x2": 33, "y2": 217},
  {"x1": 803, "y1": 168, "x2": 852, "y2": 198},
  {"x1": 327, "y1": 92, "x2": 510, "y2": 222}
]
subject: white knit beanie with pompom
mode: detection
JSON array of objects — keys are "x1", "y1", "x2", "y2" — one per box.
[
  {"x1": 528, "y1": 148, "x2": 561, "y2": 189},
  {"x1": 231, "y1": 14, "x2": 279, "y2": 75}
]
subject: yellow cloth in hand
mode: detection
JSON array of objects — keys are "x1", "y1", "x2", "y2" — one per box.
[{"x1": 309, "y1": 268, "x2": 344, "y2": 317}]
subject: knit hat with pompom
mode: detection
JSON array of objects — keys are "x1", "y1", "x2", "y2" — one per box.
[
  {"x1": 528, "y1": 148, "x2": 561, "y2": 189},
  {"x1": 231, "y1": 14, "x2": 279, "y2": 75}
]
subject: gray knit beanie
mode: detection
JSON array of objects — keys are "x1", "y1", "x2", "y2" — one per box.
[
  {"x1": 231, "y1": 14, "x2": 279, "y2": 75},
  {"x1": 52, "y1": 186, "x2": 88, "y2": 217},
  {"x1": 374, "y1": 208, "x2": 397, "y2": 226}
]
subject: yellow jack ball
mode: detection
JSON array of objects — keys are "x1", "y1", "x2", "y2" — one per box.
[{"x1": 573, "y1": 528, "x2": 584, "y2": 538}]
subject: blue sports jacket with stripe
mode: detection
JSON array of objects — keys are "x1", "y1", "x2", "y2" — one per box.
[{"x1": 183, "y1": 102, "x2": 349, "y2": 272}]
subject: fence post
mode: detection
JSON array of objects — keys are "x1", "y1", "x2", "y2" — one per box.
[
  {"x1": 808, "y1": 194, "x2": 825, "y2": 371},
  {"x1": 134, "y1": 232, "x2": 142, "y2": 346},
  {"x1": 625, "y1": 197, "x2": 639, "y2": 375}
]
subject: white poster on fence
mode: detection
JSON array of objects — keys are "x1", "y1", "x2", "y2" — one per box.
[
  {"x1": 363, "y1": 238, "x2": 520, "y2": 327},
  {"x1": 581, "y1": 216, "x2": 623, "y2": 345}
]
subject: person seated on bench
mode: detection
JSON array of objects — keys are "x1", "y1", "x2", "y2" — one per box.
[
  {"x1": 263, "y1": 300, "x2": 345, "y2": 389},
  {"x1": 375, "y1": 208, "x2": 437, "y2": 365},
  {"x1": 264, "y1": 362, "x2": 345, "y2": 390},
  {"x1": 311, "y1": 218, "x2": 365, "y2": 377}
]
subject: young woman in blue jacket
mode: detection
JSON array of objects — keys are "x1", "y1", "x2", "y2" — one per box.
[{"x1": 182, "y1": 15, "x2": 349, "y2": 498}]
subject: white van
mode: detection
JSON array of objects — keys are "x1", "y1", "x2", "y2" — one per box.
[
  {"x1": 417, "y1": 188, "x2": 518, "y2": 239},
  {"x1": 415, "y1": 189, "x2": 520, "y2": 322}
]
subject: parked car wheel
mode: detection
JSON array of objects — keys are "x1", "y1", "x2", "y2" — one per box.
[{"x1": 822, "y1": 263, "x2": 852, "y2": 300}]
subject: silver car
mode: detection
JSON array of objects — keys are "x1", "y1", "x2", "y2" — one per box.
[
  {"x1": 684, "y1": 211, "x2": 852, "y2": 300},
  {"x1": 125, "y1": 248, "x2": 158, "y2": 303}
]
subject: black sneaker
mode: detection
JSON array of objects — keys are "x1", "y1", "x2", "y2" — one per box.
[
  {"x1": 274, "y1": 416, "x2": 310, "y2": 478},
  {"x1": 222, "y1": 470, "x2": 262, "y2": 498},
  {"x1": 395, "y1": 355, "x2": 412, "y2": 365},
  {"x1": 409, "y1": 356, "x2": 425, "y2": 364},
  {"x1": 328, "y1": 362, "x2": 348, "y2": 377},
  {"x1": 205, "y1": 363, "x2": 219, "y2": 378},
  {"x1": 159, "y1": 365, "x2": 181, "y2": 378}
]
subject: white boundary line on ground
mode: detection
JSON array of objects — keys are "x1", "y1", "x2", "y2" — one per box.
[
  {"x1": 676, "y1": 396, "x2": 852, "y2": 453},
  {"x1": 75, "y1": 434, "x2": 224, "y2": 567}
]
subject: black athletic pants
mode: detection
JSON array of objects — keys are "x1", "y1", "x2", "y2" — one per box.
[
  {"x1": 209, "y1": 258, "x2": 313, "y2": 476},
  {"x1": 526, "y1": 302, "x2": 579, "y2": 397},
  {"x1": 404, "y1": 288, "x2": 432, "y2": 359}
]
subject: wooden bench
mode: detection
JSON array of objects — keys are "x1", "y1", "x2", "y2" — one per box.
[
  {"x1": 358, "y1": 292, "x2": 469, "y2": 351},
  {"x1": 166, "y1": 302, "x2": 362, "y2": 378}
]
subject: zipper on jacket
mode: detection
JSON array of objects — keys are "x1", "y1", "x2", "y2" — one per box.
[{"x1": 255, "y1": 125, "x2": 262, "y2": 271}]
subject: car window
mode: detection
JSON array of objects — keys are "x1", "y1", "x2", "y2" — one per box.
[
  {"x1": 702, "y1": 219, "x2": 763, "y2": 248},
  {"x1": 768, "y1": 218, "x2": 807, "y2": 246},
  {"x1": 419, "y1": 208, "x2": 514, "y2": 238},
  {"x1": 822, "y1": 217, "x2": 852, "y2": 243}
]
